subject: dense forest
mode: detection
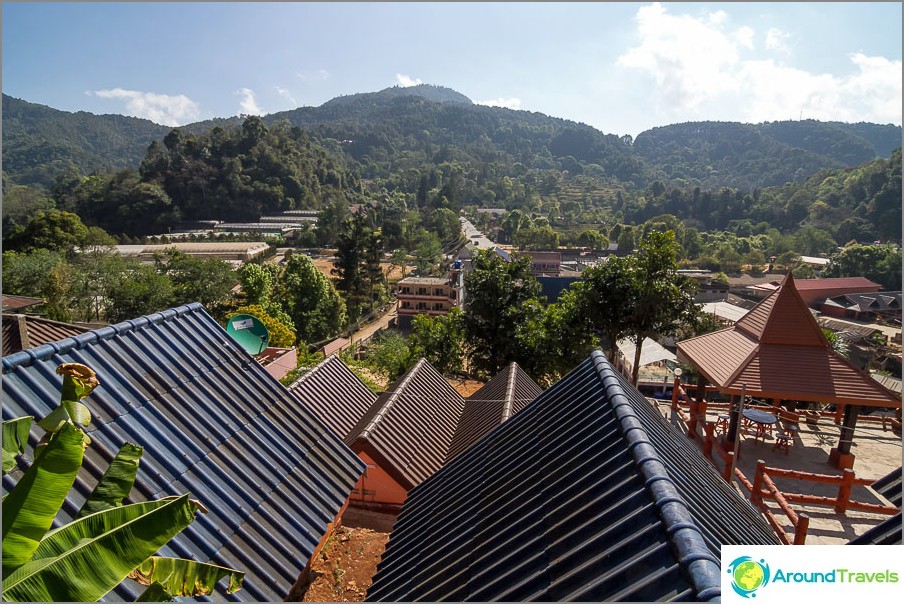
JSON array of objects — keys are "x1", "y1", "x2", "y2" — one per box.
[{"x1": 2, "y1": 85, "x2": 901, "y2": 256}]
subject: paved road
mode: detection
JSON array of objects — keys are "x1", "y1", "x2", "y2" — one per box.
[{"x1": 349, "y1": 305, "x2": 398, "y2": 345}]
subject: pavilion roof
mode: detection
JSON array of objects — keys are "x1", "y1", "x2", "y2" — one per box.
[{"x1": 677, "y1": 273, "x2": 900, "y2": 408}]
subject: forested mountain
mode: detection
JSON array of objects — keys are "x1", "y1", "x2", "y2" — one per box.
[
  {"x1": 5, "y1": 87, "x2": 899, "y2": 194},
  {"x1": 2, "y1": 95, "x2": 170, "y2": 188},
  {"x1": 633, "y1": 120, "x2": 901, "y2": 190}
]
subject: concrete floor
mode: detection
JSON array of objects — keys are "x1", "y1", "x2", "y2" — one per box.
[{"x1": 653, "y1": 400, "x2": 902, "y2": 544}]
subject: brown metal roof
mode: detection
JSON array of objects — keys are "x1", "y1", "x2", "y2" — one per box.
[
  {"x1": 345, "y1": 359, "x2": 465, "y2": 489},
  {"x1": 445, "y1": 362, "x2": 543, "y2": 462},
  {"x1": 2, "y1": 314, "x2": 91, "y2": 356},
  {"x1": 286, "y1": 355, "x2": 377, "y2": 439},
  {"x1": 1, "y1": 295, "x2": 45, "y2": 312},
  {"x1": 678, "y1": 273, "x2": 900, "y2": 407}
]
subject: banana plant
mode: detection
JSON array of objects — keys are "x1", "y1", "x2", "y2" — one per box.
[{"x1": 1, "y1": 363, "x2": 244, "y2": 601}]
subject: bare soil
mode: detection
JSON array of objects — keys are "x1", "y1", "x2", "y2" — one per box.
[
  {"x1": 448, "y1": 377, "x2": 485, "y2": 397},
  {"x1": 296, "y1": 526, "x2": 389, "y2": 602}
]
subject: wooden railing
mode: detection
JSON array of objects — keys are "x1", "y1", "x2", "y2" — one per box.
[{"x1": 666, "y1": 393, "x2": 900, "y2": 545}]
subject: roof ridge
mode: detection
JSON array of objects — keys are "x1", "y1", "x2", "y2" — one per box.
[
  {"x1": 590, "y1": 350, "x2": 722, "y2": 601},
  {"x1": 288, "y1": 353, "x2": 340, "y2": 389},
  {"x1": 358, "y1": 358, "x2": 428, "y2": 440},
  {"x1": 501, "y1": 362, "x2": 518, "y2": 422},
  {"x1": 2, "y1": 303, "x2": 205, "y2": 371}
]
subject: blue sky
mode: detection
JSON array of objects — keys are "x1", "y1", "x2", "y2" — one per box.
[{"x1": 3, "y1": 2, "x2": 901, "y2": 137}]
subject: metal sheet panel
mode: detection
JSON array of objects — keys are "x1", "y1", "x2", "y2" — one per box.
[
  {"x1": 368, "y1": 351, "x2": 779, "y2": 602},
  {"x1": 2, "y1": 303, "x2": 365, "y2": 602}
]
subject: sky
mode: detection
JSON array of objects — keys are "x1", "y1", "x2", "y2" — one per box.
[{"x1": 2, "y1": 2, "x2": 901, "y2": 138}]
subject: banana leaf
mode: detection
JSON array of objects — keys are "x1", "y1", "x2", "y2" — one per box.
[
  {"x1": 132, "y1": 556, "x2": 245, "y2": 596},
  {"x1": 77, "y1": 443, "x2": 143, "y2": 518},
  {"x1": 2, "y1": 496, "x2": 199, "y2": 602},
  {"x1": 135, "y1": 582, "x2": 174, "y2": 602},
  {"x1": 1, "y1": 422, "x2": 86, "y2": 576},
  {"x1": 2, "y1": 417, "x2": 33, "y2": 475}
]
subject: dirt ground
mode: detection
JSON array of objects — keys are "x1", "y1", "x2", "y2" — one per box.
[
  {"x1": 448, "y1": 377, "x2": 485, "y2": 397},
  {"x1": 313, "y1": 257, "x2": 406, "y2": 282},
  {"x1": 296, "y1": 526, "x2": 389, "y2": 602}
]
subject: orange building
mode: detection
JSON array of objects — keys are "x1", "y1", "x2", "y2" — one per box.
[{"x1": 396, "y1": 271, "x2": 463, "y2": 328}]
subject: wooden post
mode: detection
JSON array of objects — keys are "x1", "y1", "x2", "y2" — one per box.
[
  {"x1": 794, "y1": 514, "x2": 810, "y2": 545},
  {"x1": 752, "y1": 460, "x2": 766, "y2": 507},
  {"x1": 671, "y1": 377, "x2": 681, "y2": 410},
  {"x1": 834, "y1": 403, "x2": 844, "y2": 425},
  {"x1": 695, "y1": 373, "x2": 706, "y2": 405},
  {"x1": 703, "y1": 422, "x2": 714, "y2": 459},
  {"x1": 835, "y1": 468, "x2": 855, "y2": 514},
  {"x1": 726, "y1": 385, "x2": 746, "y2": 479},
  {"x1": 723, "y1": 451, "x2": 735, "y2": 482},
  {"x1": 687, "y1": 398, "x2": 698, "y2": 438}
]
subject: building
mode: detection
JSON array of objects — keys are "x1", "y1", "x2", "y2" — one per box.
[
  {"x1": 745, "y1": 277, "x2": 882, "y2": 305},
  {"x1": 1, "y1": 294, "x2": 45, "y2": 313},
  {"x1": 1, "y1": 303, "x2": 364, "y2": 601},
  {"x1": 522, "y1": 250, "x2": 561, "y2": 276},
  {"x1": 108, "y1": 241, "x2": 270, "y2": 263},
  {"x1": 287, "y1": 354, "x2": 377, "y2": 441},
  {"x1": 820, "y1": 291, "x2": 902, "y2": 322},
  {"x1": 367, "y1": 351, "x2": 779, "y2": 602},
  {"x1": 2, "y1": 313, "x2": 91, "y2": 356},
  {"x1": 395, "y1": 271, "x2": 463, "y2": 328}
]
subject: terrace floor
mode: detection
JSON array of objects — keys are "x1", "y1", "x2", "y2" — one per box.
[{"x1": 651, "y1": 399, "x2": 902, "y2": 544}]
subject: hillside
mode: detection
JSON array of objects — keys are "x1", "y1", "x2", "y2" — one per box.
[
  {"x1": 2, "y1": 87, "x2": 900, "y2": 195},
  {"x1": 2, "y1": 95, "x2": 170, "y2": 188}
]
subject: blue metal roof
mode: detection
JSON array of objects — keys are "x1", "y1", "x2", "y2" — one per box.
[
  {"x1": 367, "y1": 350, "x2": 780, "y2": 602},
  {"x1": 2, "y1": 303, "x2": 365, "y2": 602}
]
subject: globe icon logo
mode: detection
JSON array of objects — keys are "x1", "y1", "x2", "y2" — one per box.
[{"x1": 727, "y1": 556, "x2": 770, "y2": 598}]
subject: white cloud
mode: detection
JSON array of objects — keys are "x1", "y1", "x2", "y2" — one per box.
[
  {"x1": 236, "y1": 87, "x2": 263, "y2": 115},
  {"x1": 765, "y1": 27, "x2": 791, "y2": 53},
  {"x1": 86, "y1": 88, "x2": 200, "y2": 126},
  {"x1": 615, "y1": 2, "x2": 742, "y2": 112},
  {"x1": 616, "y1": 3, "x2": 902, "y2": 125},
  {"x1": 276, "y1": 86, "x2": 297, "y2": 107},
  {"x1": 296, "y1": 69, "x2": 330, "y2": 81},
  {"x1": 476, "y1": 97, "x2": 522, "y2": 110},
  {"x1": 396, "y1": 74, "x2": 422, "y2": 87}
]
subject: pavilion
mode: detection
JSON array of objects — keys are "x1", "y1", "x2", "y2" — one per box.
[{"x1": 677, "y1": 272, "x2": 901, "y2": 470}]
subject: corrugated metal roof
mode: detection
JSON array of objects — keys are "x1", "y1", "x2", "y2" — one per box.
[
  {"x1": 2, "y1": 314, "x2": 91, "y2": 356},
  {"x1": 345, "y1": 359, "x2": 465, "y2": 490},
  {"x1": 871, "y1": 467, "x2": 902, "y2": 508},
  {"x1": 848, "y1": 513, "x2": 902, "y2": 545},
  {"x1": 2, "y1": 294, "x2": 45, "y2": 312},
  {"x1": 678, "y1": 274, "x2": 901, "y2": 407},
  {"x1": 367, "y1": 351, "x2": 779, "y2": 602},
  {"x1": 1, "y1": 304, "x2": 365, "y2": 602},
  {"x1": 445, "y1": 363, "x2": 543, "y2": 463},
  {"x1": 287, "y1": 355, "x2": 377, "y2": 440},
  {"x1": 616, "y1": 337, "x2": 677, "y2": 370},
  {"x1": 701, "y1": 301, "x2": 749, "y2": 324}
]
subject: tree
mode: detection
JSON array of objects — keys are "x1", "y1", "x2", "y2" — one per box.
[
  {"x1": 231, "y1": 304, "x2": 296, "y2": 348},
  {"x1": 462, "y1": 249, "x2": 544, "y2": 377},
  {"x1": 408, "y1": 308, "x2": 466, "y2": 376},
  {"x1": 625, "y1": 231, "x2": 700, "y2": 385},
  {"x1": 2, "y1": 363, "x2": 243, "y2": 601},
  {"x1": 570, "y1": 254, "x2": 638, "y2": 361},
  {"x1": 413, "y1": 231, "x2": 443, "y2": 276},
  {"x1": 333, "y1": 213, "x2": 370, "y2": 322},
  {"x1": 1, "y1": 250, "x2": 75, "y2": 322},
  {"x1": 105, "y1": 265, "x2": 175, "y2": 324},
  {"x1": 365, "y1": 331, "x2": 414, "y2": 382},
  {"x1": 823, "y1": 243, "x2": 902, "y2": 291},
  {"x1": 278, "y1": 254, "x2": 346, "y2": 344},
  {"x1": 155, "y1": 250, "x2": 237, "y2": 318},
  {"x1": 4, "y1": 210, "x2": 88, "y2": 253}
]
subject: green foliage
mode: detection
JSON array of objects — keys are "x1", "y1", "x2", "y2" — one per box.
[
  {"x1": 822, "y1": 242, "x2": 902, "y2": 291},
  {"x1": 2, "y1": 417, "x2": 33, "y2": 474},
  {"x1": 365, "y1": 331, "x2": 414, "y2": 382},
  {"x1": 0, "y1": 363, "x2": 243, "y2": 601},
  {"x1": 104, "y1": 265, "x2": 175, "y2": 324},
  {"x1": 154, "y1": 250, "x2": 238, "y2": 315},
  {"x1": 3, "y1": 209, "x2": 89, "y2": 253},
  {"x1": 232, "y1": 304, "x2": 296, "y2": 348},
  {"x1": 409, "y1": 308, "x2": 466, "y2": 376},
  {"x1": 463, "y1": 249, "x2": 545, "y2": 377},
  {"x1": 279, "y1": 254, "x2": 346, "y2": 344}
]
